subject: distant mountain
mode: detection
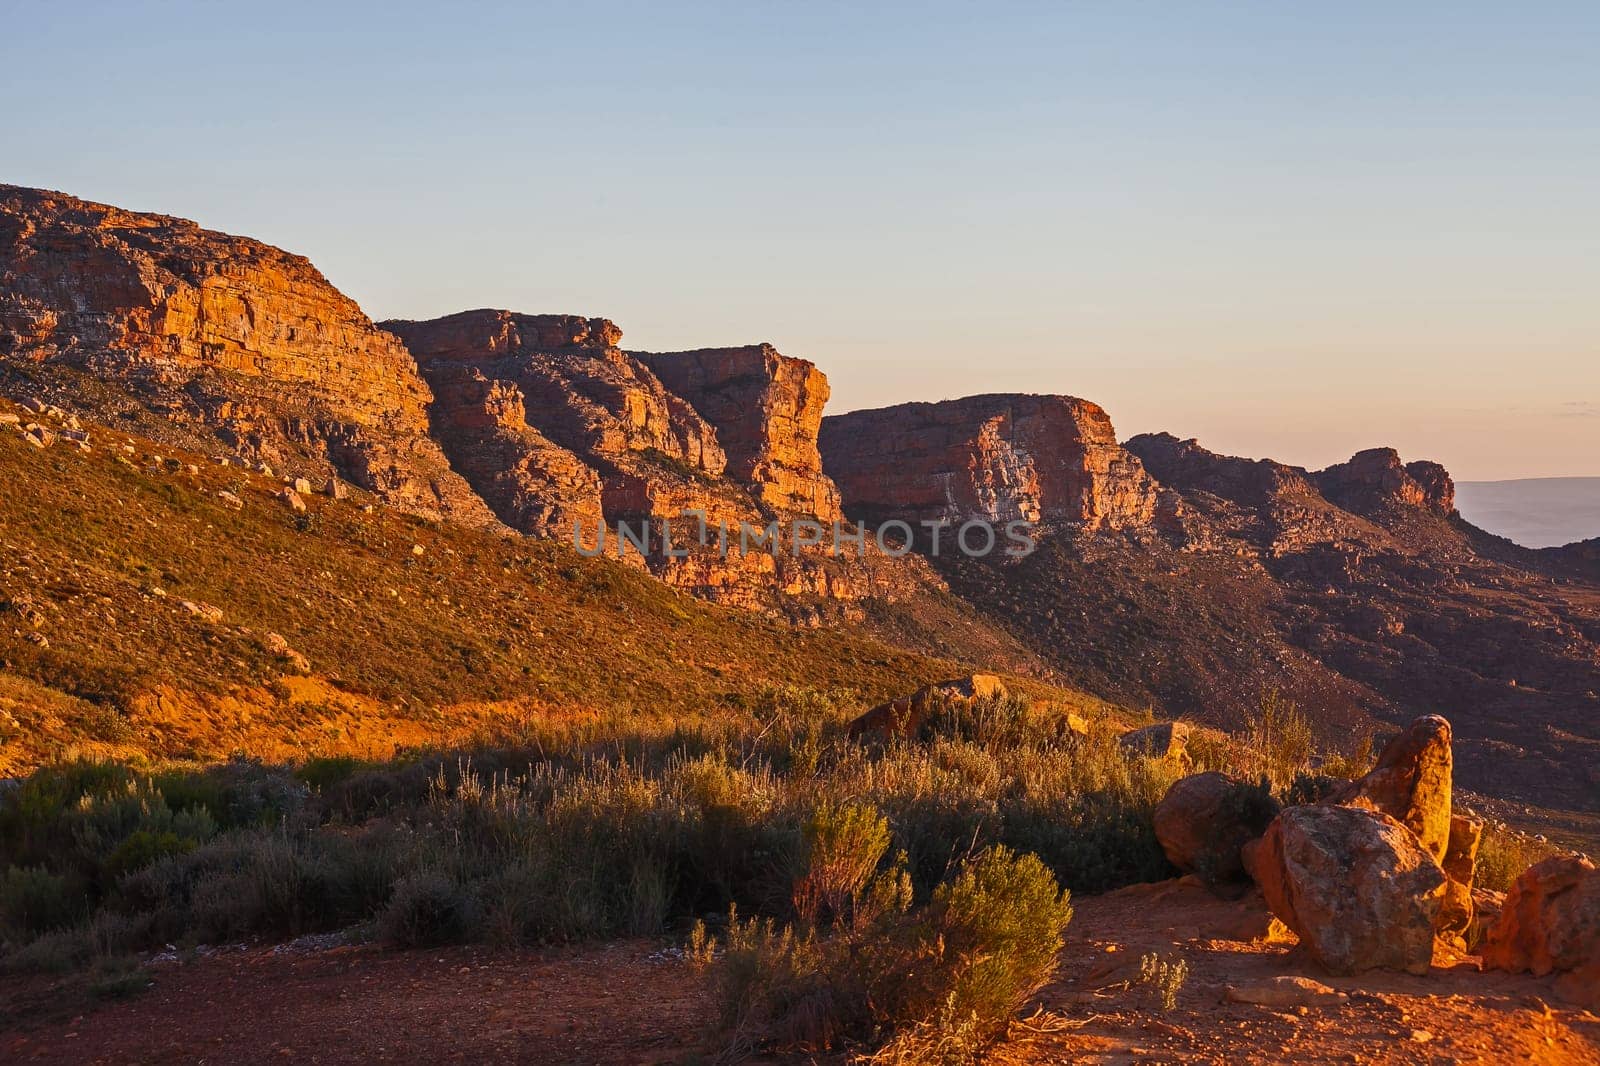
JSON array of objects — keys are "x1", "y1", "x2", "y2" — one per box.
[{"x1": 1456, "y1": 477, "x2": 1600, "y2": 548}]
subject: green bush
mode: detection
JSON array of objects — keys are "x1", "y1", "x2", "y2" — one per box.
[
  {"x1": 701, "y1": 846, "x2": 1071, "y2": 1063},
  {"x1": 379, "y1": 872, "x2": 479, "y2": 948},
  {"x1": 0, "y1": 865, "x2": 87, "y2": 937}
]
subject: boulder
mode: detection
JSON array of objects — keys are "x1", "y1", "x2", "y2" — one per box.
[
  {"x1": 1481, "y1": 856, "x2": 1600, "y2": 1008},
  {"x1": 1119, "y1": 722, "x2": 1191, "y2": 766},
  {"x1": 1154, "y1": 772, "x2": 1280, "y2": 896},
  {"x1": 217, "y1": 491, "x2": 243, "y2": 510},
  {"x1": 1225, "y1": 976, "x2": 1349, "y2": 1008},
  {"x1": 1243, "y1": 803, "x2": 1446, "y2": 975},
  {"x1": 1436, "y1": 813, "x2": 1483, "y2": 949},
  {"x1": 847, "y1": 674, "x2": 1008, "y2": 741},
  {"x1": 292, "y1": 478, "x2": 313, "y2": 495},
  {"x1": 1158, "y1": 768, "x2": 1280, "y2": 889},
  {"x1": 1332, "y1": 714, "x2": 1453, "y2": 862},
  {"x1": 279, "y1": 490, "x2": 307, "y2": 514},
  {"x1": 323, "y1": 478, "x2": 348, "y2": 500},
  {"x1": 179, "y1": 600, "x2": 224, "y2": 624}
]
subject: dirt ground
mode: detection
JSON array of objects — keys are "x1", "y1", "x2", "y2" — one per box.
[{"x1": 2, "y1": 879, "x2": 1596, "y2": 1065}]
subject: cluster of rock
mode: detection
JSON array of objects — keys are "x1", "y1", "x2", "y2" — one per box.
[
  {"x1": 845, "y1": 674, "x2": 1091, "y2": 742},
  {"x1": 386, "y1": 309, "x2": 917, "y2": 612},
  {"x1": 0, "y1": 187, "x2": 936, "y2": 616},
  {"x1": 1149, "y1": 714, "x2": 1597, "y2": 1005}
]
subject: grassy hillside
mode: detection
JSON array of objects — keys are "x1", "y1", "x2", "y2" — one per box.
[{"x1": 0, "y1": 399, "x2": 1106, "y2": 773}]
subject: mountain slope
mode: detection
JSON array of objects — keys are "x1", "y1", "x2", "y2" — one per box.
[
  {"x1": 0, "y1": 396, "x2": 1072, "y2": 774},
  {"x1": 819, "y1": 405, "x2": 1600, "y2": 819}
]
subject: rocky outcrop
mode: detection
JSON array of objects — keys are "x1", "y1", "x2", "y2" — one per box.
[
  {"x1": 421, "y1": 362, "x2": 604, "y2": 537},
  {"x1": 0, "y1": 185, "x2": 493, "y2": 524},
  {"x1": 1481, "y1": 855, "x2": 1600, "y2": 1008},
  {"x1": 1243, "y1": 803, "x2": 1447, "y2": 975},
  {"x1": 1332, "y1": 715, "x2": 1454, "y2": 862},
  {"x1": 1154, "y1": 773, "x2": 1280, "y2": 896},
  {"x1": 846, "y1": 674, "x2": 1008, "y2": 741},
  {"x1": 1119, "y1": 722, "x2": 1191, "y2": 766},
  {"x1": 1315, "y1": 448, "x2": 1456, "y2": 516},
  {"x1": 388, "y1": 310, "x2": 926, "y2": 614},
  {"x1": 819, "y1": 394, "x2": 1161, "y2": 534},
  {"x1": 637, "y1": 344, "x2": 842, "y2": 522}
]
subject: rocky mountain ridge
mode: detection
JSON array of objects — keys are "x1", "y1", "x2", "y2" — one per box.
[{"x1": 2, "y1": 183, "x2": 1597, "y2": 825}]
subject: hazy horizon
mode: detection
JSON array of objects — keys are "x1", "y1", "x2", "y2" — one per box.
[{"x1": 6, "y1": 1, "x2": 1597, "y2": 481}]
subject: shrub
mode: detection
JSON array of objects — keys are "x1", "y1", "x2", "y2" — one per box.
[
  {"x1": 1476, "y1": 823, "x2": 1561, "y2": 893},
  {"x1": 792, "y1": 801, "x2": 891, "y2": 929},
  {"x1": 895, "y1": 847, "x2": 1073, "y2": 1047},
  {"x1": 379, "y1": 871, "x2": 479, "y2": 948},
  {"x1": 702, "y1": 846, "x2": 1071, "y2": 1062},
  {"x1": 0, "y1": 865, "x2": 87, "y2": 937},
  {"x1": 1138, "y1": 951, "x2": 1188, "y2": 1011},
  {"x1": 1246, "y1": 690, "x2": 1313, "y2": 790}
]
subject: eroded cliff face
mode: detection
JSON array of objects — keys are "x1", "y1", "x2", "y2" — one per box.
[
  {"x1": 819, "y1": 394, "x2": 1161, "y2": 533},
  {"x1": 389, "y1": 310, "x2": 919, "y2": 614},
  {"x1": 637, "y1": 344, "x2": 843, "y2": 523},
  {"x1": 0, "y1": 184, "x2": 493, "y2": 523},
  {"x1": 1316, "y1": 448, "x2": 1457, "y2": 517}
]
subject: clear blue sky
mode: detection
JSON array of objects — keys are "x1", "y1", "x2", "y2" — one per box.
[{"x1": 5, "y1": 1, "x2": 1597, "y2": 479}]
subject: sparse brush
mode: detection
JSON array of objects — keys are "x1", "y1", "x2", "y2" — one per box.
[
  {"x1": 1476, "y1": 822, "x2": 1563, "y2": 893},
  {"x1": 1246, "y1": 689, "x2": 1314, "y2": 791},
  {"x1": 1137, "y1": 952, "x2": 1188, "y2": 1012}
]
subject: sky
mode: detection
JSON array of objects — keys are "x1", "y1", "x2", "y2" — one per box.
[{"x1": 4, "y1": 1, "x2": 1597, "y2": 480}]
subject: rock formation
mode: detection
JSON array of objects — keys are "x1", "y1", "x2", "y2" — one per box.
[
  {"x1": 388, "y1": 310, "x2": 918, "y2": 613},
  {"x1": 846, "y1": 673, "x2": 1008, "y2": 741},
  {"x1": 1332, "y1": 715, "x2": 1454, "y2": 863},
  {"x1": 1153, "y1": 772, "x2": 1280, "y2": 896},
  {"x1": 1314, "y1": 448, "x2": 1456, "y2": 516},
  {"x1": 1481, "y1": 855, "x2": 1600, "y2": 1008},
  {"x1": 819, "y1": 394, "x2": 1161, "y2": 534},
  {"x1": 1119, "y1": 722, "x2": 1192, "y2": 766},
  {"x1": 638, "y1": 344, "x2": 842, "y2": 522},
  {"x1": 1243, "y1": 803, "x2": 1447, "y2": 975},
  {"x1": 0, "y1": 185, "x2": 493, "y2": 524}
]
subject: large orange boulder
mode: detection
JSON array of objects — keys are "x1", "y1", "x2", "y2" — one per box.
[
  {"x1": 1481, "y1": 856, "x2": 1600, "y2": 1009},
  {"x1": 1332, "y1": 715, "x2": 1453, "y2": 863},
  {"x1": 1153, "y1": 773, "x2": 1279, "y2": 897},
  {"x1": 1243, "y1": 803, "x2": 1446, "y2": 975}
]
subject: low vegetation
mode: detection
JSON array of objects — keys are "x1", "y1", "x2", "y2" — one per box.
[{"x1": 0, "y1": 685, "x2": 1420, "y2": 1059}]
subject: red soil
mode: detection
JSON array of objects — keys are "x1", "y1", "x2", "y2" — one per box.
[{"x1": 2, "y1": 880, "x2": 1595, "y2": 1065}]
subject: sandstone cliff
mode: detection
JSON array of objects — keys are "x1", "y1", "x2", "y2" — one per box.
[
  {"x1": 637, "y1": 345, "x2": 843, "y2": 523},
  {"x1": 819, "y1": 393, "x2": 1161, "y2": 534},
  {"x1": 0, "y1": 184, "x2": 492, "y2": 523},
  {"x1": 388, "y1": 310, "x2": 919, "y2": 615}
]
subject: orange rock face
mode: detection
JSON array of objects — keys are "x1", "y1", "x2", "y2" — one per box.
[
  {"x1": 1333, "y1": 714, "x2": 1454, "y2": 863},
  {"x1": 818, "y1": 394, "x2": 1160, "y2": 534},
  {"x1": 638, "y1": 344, "x2": 843, "y2": 522},
  {"x1": 0, "y1": 184, "x2": 492, "y2": 523},
  {"x1": 1481, "y1": 855, "x2": 1600, "y2": 1008},
  {"x1": 1244, "y1": 803, "x2": 1446, "y2": 976},
  {"x1": 1314, "y1": 448, "x2": 1456, "y2": 515},
  {"x1": 389, "y1": 310, "x2": 922, "y2": 613}
]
